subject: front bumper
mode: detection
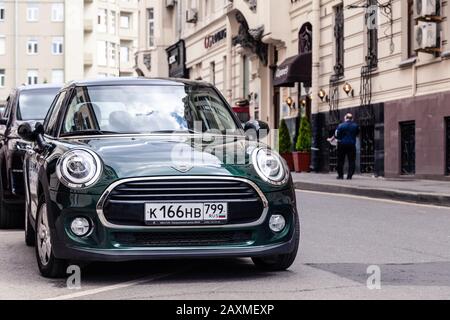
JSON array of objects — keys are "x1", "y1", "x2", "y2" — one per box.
[
  {"x1": 48, "y1": 184, "x2": 298, "y2": 262},
  {"x1": 52, "y1": 235, "x2": 297, "y2": 262}
]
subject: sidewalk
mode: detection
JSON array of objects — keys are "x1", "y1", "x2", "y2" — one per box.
[{"x1": 292, "y1": 173, "x2": 450, "y2": 207}]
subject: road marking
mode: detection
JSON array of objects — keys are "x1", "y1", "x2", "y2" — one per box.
[
  {"x1": 45, "y1": 271, "x2": 180, "y2": 300},
  {"x1": 296, "y1": 189, "x2": 450, "y2": 210}
]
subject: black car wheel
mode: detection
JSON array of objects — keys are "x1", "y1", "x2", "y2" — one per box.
[
  {"x1": 0, "y1": 177, "x2": 23, "y2": 229},
  {"x1": 35, "y1": 196, "x2": 67, "y2": 278},
  {"x1": 252, "y1": 214, "x2": 300, "y2": 271}
]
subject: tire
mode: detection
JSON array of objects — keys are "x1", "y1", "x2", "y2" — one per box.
[
  {"x1": 252, "y1": 213, "x2": 300, "y2": 271},
  {"x1": 0, "y1": 177, "x2": 24, "y2": 229},
  {"x1": 35, "y1": 196, "x2": 67, "y2": 278},
  {"x1": 25, "y1": 209, "x2": 35, "y2": 247}
]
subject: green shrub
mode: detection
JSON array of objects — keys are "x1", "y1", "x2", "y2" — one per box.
[
  {"x1": 279, "y1": 119, "x2": 292, "y2": 154},
  {"x1": 295, "y1": 116, "x2": 312, "y2": 152}
]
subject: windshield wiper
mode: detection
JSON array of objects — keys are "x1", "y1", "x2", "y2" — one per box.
[
  {"x1": 60, "y1": 130, "x2": 120, "y2": 137},
  {"x1": 150, "y1": 129, "x2": 203, "y2": 134}
]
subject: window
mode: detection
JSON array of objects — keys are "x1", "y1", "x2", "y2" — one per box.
[
  {"x1": 97, "y1": 41, "x2": 107, "y2": 66},
  {"x1": 27, "y1": 70, "x2": 38, "y2": 85},
  {"x1": 109, "y1": 42, "x2": 117, "y2": 67},
  {"x1": 0, "y1": 69, "x2": 5, "y2": 87},
  {"x1": 44, "y1": 91, "x2": 67, "y2": 136},
  {"x1": 51, "y1": 69, "x2": 64, "y2": 84},
  {"x1": 147, "y1": 8, "x2": 155, "y2": 47},
  {"x1": 0, "y1": 36, "x2": 5, "y2": 55},
  {"x1": 120, "y1": 46, "x2": 129, "y2": 63},
  {"x1": 366, "y1": 0, "x2": 378, "y2": 68},
  {"x1": 27, "y1": 3, "x2": 39, "y2": 22},
  {"x1": 27, "y1": 39, "x2": 38, "y2": 55},
  {"x1": 97, "y1": 9, "x2": 107, "y2": 32},
  {"x1": 109, "y1": 10, "x2": 116, "y2": 35},
  {"x1": 120, "y1": 14, "x2": 130, "y2": 29},
  {"x1": 243, "y1": 55, "x2": 250, "y2": 99},
  {"x1": 333, "y1": 4, "x2": 344, "y2": 77},
  {"x1": 51, "y1": 3, "x2": 64, "y2": 22},
  {"x1": 0, "y1": 3, "x2": 5, "y2": 21},
  {"x1": 52, "y1": 37, "x2": 64, "y2": 55},
  {"x1": 407, "y1": 0, "x2": 416, "y2": 58},
  {"x1": 210, "y1": 61, "x2": 215, "y2": 85}
]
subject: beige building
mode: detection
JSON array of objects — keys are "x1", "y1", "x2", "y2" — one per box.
[
  {"x1": 0, "y1": 0, "x2": 139, "y2": 105},
  {"x1": 137, "y1": 0, "x2": 450, "y2": 179}
]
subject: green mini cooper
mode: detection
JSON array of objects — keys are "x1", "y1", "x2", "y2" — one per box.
[{"x1": 18, "y1": 78, "x2": 299, "y2": 278}]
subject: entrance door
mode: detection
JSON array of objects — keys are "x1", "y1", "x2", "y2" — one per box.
[
  {"x1": 446, "y1": 117, "x2": 450, "y2": 175},
  {"x1": 273, "y1": 87, "x2": 280, "y2": 129},
  {"x1": 400, "y1": 121, "x2": 416, "y2": 175},
  {"x1": 360, "y1": 125, "x2": 375, "y2": 174}
]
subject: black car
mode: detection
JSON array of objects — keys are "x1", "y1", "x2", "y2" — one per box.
[{"x1": 0, "y1": 84, "x2": 61, "y2": 228}]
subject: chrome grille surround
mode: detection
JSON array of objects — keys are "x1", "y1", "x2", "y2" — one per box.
[{"x1": 96, "y1": 176, "x2": 269, "y2": 230}]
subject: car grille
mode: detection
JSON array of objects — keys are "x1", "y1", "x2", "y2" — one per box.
[
  {"x1": 112, "y1": 231, "x2": 254, "y2": 247},
  {"x1": 102, "y1": 178, "x2": 265, "y2": 227}
]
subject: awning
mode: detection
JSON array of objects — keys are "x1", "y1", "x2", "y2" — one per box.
[{"x1": 273, "y1": 53, "x2": 312, "y2": 87}]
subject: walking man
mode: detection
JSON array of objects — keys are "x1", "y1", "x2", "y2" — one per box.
[{"x1": 335, "y1": 113, "x2": 360, "y2": 180}]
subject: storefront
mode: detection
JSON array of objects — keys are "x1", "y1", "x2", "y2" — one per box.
[{"x1": 273, "y1": 22, "x2": 313, "y2": 145}]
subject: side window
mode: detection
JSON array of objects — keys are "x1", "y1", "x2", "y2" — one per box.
[{"x1": 44, "y1": 91, "x2": 66, "y2": 136}]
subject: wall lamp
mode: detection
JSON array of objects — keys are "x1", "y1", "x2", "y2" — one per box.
[
  {"x1": 300, "y1": 99, "x2": 307, "y2": 108},
  {"x1": 285, "y1": 97, "x2": 295, "y2": 108},
  {"x1": 343, "y1": 82, "x2": 354, "y2": 97},
  {"x1": 318, "y1": 89, "x2": 329, "y2": 102}
]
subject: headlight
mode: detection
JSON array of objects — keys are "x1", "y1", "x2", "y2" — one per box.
[
  {"x1": 252, "y1": 148, "x2": 288, "y2": 185},
  {"x1": 56, "y1": 149, "x2": 102, "y2": 189}
]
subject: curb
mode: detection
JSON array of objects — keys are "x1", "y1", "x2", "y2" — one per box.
[{"x1": 294, "y1": 181, "x2": 450, "y2": 207}]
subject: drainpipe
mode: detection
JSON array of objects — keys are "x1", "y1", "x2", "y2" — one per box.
[
  {"x1": 310, "y1": 0, "x2": 321, "y2": 172},
  {"x1": 226, "y1": 17, "x2": 233, "y2": 103},
  {"x1": 14, "y1": 0, "x2": 19, "y2": 86}
]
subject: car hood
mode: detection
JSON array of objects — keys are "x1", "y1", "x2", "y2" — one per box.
[{"x1": 61, "y1": 135, "x2": 260, "y2": 180}]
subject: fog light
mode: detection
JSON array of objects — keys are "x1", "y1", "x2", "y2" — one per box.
[
  {"x1": 269, "y1": 215, "x2": 286, "y2": 233},
  {"x1": 70, "y1": 217, "x2": 91, "y2": 237}
]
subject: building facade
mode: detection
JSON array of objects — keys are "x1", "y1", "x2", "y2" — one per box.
[
  {"x1": 139, "y1": 0, "x2": 450, "y2": 180},
  {"x1": 0, "y1": 0, "x2": 139, "y2": 106}
]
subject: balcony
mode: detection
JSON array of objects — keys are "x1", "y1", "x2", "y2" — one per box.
[
  {"x1": 84, "y1": 19, "x2": 93, "y2": 33},
  {"x1": 84, "y1": 53, "x2": 93, "y2": 66}
]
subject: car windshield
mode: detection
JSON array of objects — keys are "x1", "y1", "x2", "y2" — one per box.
[
  {"x1": 60, "y1": 85, "x2": 242, "y2": 136},
  {"x1": 18, "y1": 88, "x2": 59, "y2": 121}
]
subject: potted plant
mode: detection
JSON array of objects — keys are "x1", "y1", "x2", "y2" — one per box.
[
  {"x1": 293, "y1": 116, "x2": 312, "y2": 173},
  {"x1": 279, "y1": 119, "x2": 295, "y2": 171}
]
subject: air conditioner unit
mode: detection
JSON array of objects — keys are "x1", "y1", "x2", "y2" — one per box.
[
  {"x1": 414, "y1": 21, "x2": 438, "y2": 50},
  {"x1": 415, "y1": 0, "x2": 439, "y2": 17},
  {"x1": 166, "y1": 0, "x2": 175, "y2": 8},
  {"x1": 186, "y1": 9, "x2": 198, "y2": 23}
]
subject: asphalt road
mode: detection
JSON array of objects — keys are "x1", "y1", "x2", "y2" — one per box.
[{"x1": 1, "y1": 191, "x2": 450, "y2": 300}]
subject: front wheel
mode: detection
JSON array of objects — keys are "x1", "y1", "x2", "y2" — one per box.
[
  {"x1": 35, "y1": 196, "x2": 67, "y2": 278},
  {"x1": 252, "y1": 214, "x2": 300, "y2": 271}
]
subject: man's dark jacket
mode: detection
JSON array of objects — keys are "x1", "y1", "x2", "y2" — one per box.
[{"x1": 336, "y1": 121, "x2": 360, "y2": 145}]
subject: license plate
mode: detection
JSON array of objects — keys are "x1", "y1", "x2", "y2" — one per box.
[{"x1": 145, "y1": 203, "x2": 228, "y2": 225}]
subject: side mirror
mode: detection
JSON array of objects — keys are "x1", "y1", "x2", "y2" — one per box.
[
  {"x1": 18, "y1": 122, "x2": 36, "y2": 142},
  {"x1": 244, "y1": 120, "x2": 270, "y2": 141},
  {"x1": 18, "y1": 122, "x2": 48, "y2": 151}
]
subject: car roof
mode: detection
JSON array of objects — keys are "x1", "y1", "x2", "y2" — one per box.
[
  {"x1": 62, "y1": 77, "x2": 212, "y2": 90},
  {"x1": 15, "y1": 84, "x2": 62, "y2": 93}
]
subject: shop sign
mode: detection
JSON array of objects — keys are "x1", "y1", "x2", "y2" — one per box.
[{"x1": 204, "y1": 29, "x2": 227, "y2": 49}]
